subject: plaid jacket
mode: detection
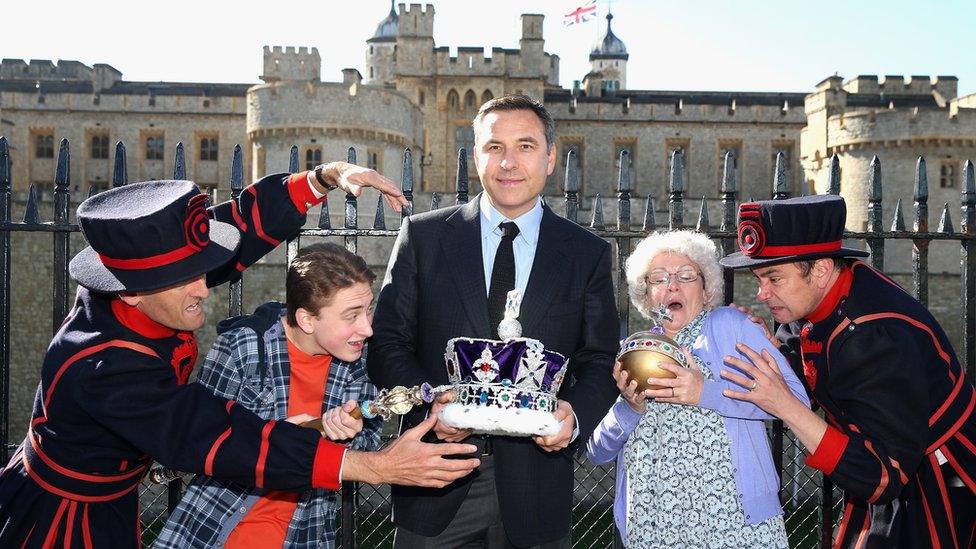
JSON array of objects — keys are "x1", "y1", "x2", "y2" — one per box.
[{"x1": 155, "y1": 302, "x2": 381, "y2": 549}]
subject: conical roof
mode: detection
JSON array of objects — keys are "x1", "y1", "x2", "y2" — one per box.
[
  {"x1": 368, "y1": 1, "x2": 398, "y2": 43},
  {"x1": 590, "y1": 13, "x2": 628, "y2": 60}
]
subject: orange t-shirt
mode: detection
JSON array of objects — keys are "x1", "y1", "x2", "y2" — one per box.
[{"x1": 224, "y1": 337, "x2": 332, "y2": 549}]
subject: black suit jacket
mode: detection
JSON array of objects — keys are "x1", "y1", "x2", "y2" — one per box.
[{"x1": 367, "y1": 196, "x2": 619, "y2": 546}]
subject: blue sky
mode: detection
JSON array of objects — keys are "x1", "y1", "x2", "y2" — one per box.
[{"x1": 4, "y1": 0, "x2": 973, "y2": 96}]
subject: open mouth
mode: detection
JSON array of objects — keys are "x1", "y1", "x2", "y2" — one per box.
[{"x1": 666, "y1": 300, "x2": 684, "y2": 312}]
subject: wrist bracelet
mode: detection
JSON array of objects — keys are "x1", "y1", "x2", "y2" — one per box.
[{"x1": 313, "y1": 164, "x2": 339, "y2": 191}]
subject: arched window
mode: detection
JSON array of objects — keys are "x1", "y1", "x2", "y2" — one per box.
[
  {"x1": 447, "y1": 89, "x2": 459, "y2": 110},
  {"x1": 464, "y1": 90, "x2": 476, "y2": 110},
  {"x1": 481, "y1": 90, "x2": 493, "y2": 104}
]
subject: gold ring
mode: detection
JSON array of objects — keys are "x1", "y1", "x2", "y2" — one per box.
[{"x1": 750, "y1": 380, "x2": 758, "y2": 391}]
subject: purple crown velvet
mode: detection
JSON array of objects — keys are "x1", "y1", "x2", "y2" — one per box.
[{"x1": 444, "y1": 337, "x2": 568, "y2": 413}]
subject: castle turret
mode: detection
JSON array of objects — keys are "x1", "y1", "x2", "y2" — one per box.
[
  {"x1": 261, "y1": 46, "x2": 321, "y2": 83},
  {"x1": 589, "y1": 13, "x2": 628, "y2": 92},
  {"x1": 366, "y1": 0, "x2": 398, "y2": 84},
  {"x1": 394, "y1": 3, "x2": 435, "y2": 76}
]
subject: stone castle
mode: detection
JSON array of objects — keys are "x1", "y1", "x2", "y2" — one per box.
[{"x1": 1, "y1": 1, "x2": 975, "y2": 271}]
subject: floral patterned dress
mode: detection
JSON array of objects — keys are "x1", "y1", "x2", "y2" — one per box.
[{"x1": 623, "y1": 311, "x2": 788, "y2": 548}]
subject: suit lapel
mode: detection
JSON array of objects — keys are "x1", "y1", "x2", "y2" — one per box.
[
  {"x1": 520, "y1": 206, "x2": 570, "y2": 336},
  {"x1": 442, "y1": 197, "x2": 491, "y2": 337}
]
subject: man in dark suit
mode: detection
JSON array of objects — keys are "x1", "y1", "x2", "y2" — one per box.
[{"x1": 367, "y1": 94, "x2": 620, "y2": 548}]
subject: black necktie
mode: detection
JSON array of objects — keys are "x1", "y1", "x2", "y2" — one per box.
[{"x1": 487, "y1": 222, "x2": 520, "y2": 335}]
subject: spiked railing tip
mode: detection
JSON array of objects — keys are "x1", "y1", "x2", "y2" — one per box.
[
  {"x1": 696, "y1": 196, "x2": 710, "y2": 231},
  {"x1": 938, "y1": 203, "x2": 954, "y2": 233},
  {"x1": 289, "y1": 145, "x2": 299, "y2": 173},
  {"x1": 827, "y1": 155, "x2": 841, "y2": 195},
  {"x1": 869, "y1": 156, "x2": 882, "y2": 201},
  {"x1": 173, "y1": 141, "x2": 186, "y2": 180},
  {"x1": 373, "y1": 194, "x2": 387, "y2": 230},
  {"x1": 590, "y1": 194, "x2": 605, "y2": 229},
  {"x1": 914, "y1": 156, "x2": 928, "y2": 200},
  {"x1": 891, "y1": 198, "x2": 906, "y2": 232},
  {"x1": 230, "y1": 145, "x2": 243, "y2": 191},
  {"x1": 112, "y1": 141, "x2": 128, "y2": 187}
]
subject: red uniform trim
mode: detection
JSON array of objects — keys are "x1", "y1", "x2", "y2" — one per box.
[
  {"x1": 853, "y1": 513, "x2": 871, "y2": 549},
  {"x1": 824, "y1": 318, "x2": 851, "y2": 368},
  {"x1": 941, "y1": 445, "x2": 976, "y2": 492},
  {"x1": 861, "y1": 439, "x2": 889, "y2": 503},
  {"x1": 851, "y1": 312, "x2": 952, "y2": 370},
  {"x1": 82, "y1": 504, "x2": 93, "y2": 549},
  {"x1": 20, "y1": 523, "x2": 36, "y2": 549},
  {"x1": 205, "y1": 427, "x2": 233, "y2": 476},
  {"x1": 63, "y1": 500, "x2": 78, "y2": 549},
  {"x1": 98, "y1": 242, "x2": 201, "y2": 270},
  {"x1": 21, "y1": 449, "x2": 143, "y2": 504},
  {"x1": 928, "y1": 387, "x2": 975, "y2": 453},
  {"x1": 235, "y1": 261, "x2": 246, "y2": 272},
  {"x1": 805, "y1": 425, "x2": 849, "y2": 475},
  {"x1": 248, "y1": 186, "x2": 281, "y2": 247},
  {"x1": 807, "y1": 266, "x2": 853, "y2": 323},
  {"x1": 931, "y1": 373, "x2": 969, "y2": 431},
  {"x1": 226, "y1": 400, "x2": 236, "y2": 413},
  {"x1": 28, "y1": 424, "x2": 145, "y2": 483},
  {"x1": 917, "y1": 477, "x2": 943, "y2": 549},
  {"x1": 42, "y1": 498, "x2": 69, "y2": 549},
  {"x1": 255, "y1": 420, "x2": 276, "y2": 488},
  {"x1": 44, "y1": 339, "x2": 159, "y2": 409},
  {"x1": 311, "y1": 438, "x2": 345, "y2": 491},
  {"x1": 110, "y1": 300, "x2": 176, "y2": 339},
  {"x1": 752, "y1": 239, "x2": 842, "y2": 259},
  {"x1": 833, "y1": 500, "x2": 853, "y2": 549},
  {"x1": 287, "y1": 171, "x2": 320, "y2": 214},
  {"x1": 230, "y1": 197, "x2": 249, "y2": 232},
  {"x1": 888, "y1": 456, "x2": 909, "y2": 485},
  {"x1": 929, "y1": 453, "x2": 959, "y2": 547}
]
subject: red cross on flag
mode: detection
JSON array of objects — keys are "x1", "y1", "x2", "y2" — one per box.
[{"x1": 564, "y1": 0, "x2": 597, "y2": 26}]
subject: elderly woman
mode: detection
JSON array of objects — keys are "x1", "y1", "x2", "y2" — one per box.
[{"x1": 586, "y1": 230, "x2": 809, "y2": 548}]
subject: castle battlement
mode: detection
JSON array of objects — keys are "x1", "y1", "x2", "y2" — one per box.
[
  {"x1": 826, "y1": 106, "x2": 976, "y2": 148},
  {"x1": 842, "y1": 74, "x2": 958, "y2": 100},
  {"x1": 261, "y1": 45, "x2": 321, "y2": 83},
  {"x1": 544, "y1": 92, "x2": 808, "y2": 124},
  {"x1": 397, "y1": 3, "x2": 434, "y2": 37}
]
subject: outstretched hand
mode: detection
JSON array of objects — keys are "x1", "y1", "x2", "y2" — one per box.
[
  {"x1": 314, "y1": 161, "x2": 409, "y2": 213},
  {"x1": 349, "y1": 412, "x2": 480, "y2": 488}
]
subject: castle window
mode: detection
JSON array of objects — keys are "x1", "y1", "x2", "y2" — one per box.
[
  {"x1": 367, "y1": 149, "x2": 381, "y2": 171},
  {"x1": 419, "y1": 89, "x2": 426, "y2": 106},
  {"x1": 370, "y1": 45, "x2": 374, "y2": 55},
  {"x1": 464, "y1": 90, "x2": 476, "y2": 110},
  {"x1": 447, "y1": 89, "x2": 459, "y2": 110},
  {"x1": 940, "y1": 161, "x2": 957, "y2": 188},
  {"x1": 35, "y1": 134, "x2": 54, "y2": 159},
  {"x1": 200, "y1": 137, "x2": 219, "y2": 162},
  {"x1": 614, "y1": 141, "x2": 635, "y2": 184},
  {"x1": 146, "y1": 136, "x2": 165, "y2": 161},
  {"x1": 455, "y1": 126, "x2": 475, "y2": 162},
  {"x1": 90, "y1": 134, "x2": 110, "y2": 160},
  {"x1": 369, "y1": 66, "x2": 374, "y2": 79},
  {"x1": 482, "y1": 90, "x2": 493, "y2": 104},
  {"x1": 305, "y1": 147, "x2": 322, "y2": 171}
]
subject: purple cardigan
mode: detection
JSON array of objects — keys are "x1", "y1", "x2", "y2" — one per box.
[{"x1": 585, "y1": 307, "x2": 810, "y2": 545}]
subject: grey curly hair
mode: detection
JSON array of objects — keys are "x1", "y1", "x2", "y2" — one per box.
[{"x1": 625, "y1": 230, "x2": 725, "y2": 319}]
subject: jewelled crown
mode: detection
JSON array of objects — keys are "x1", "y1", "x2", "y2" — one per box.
[{"x1": 439, "y1": 290, "x2": 570, "y2": 436}]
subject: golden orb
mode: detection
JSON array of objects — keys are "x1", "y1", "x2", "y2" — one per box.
[{"x1": 616, "y1": 331, "x2": 689, "y2": 392}]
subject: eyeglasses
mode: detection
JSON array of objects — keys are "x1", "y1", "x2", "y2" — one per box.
[{"x1": 646, "y1": 268, "x2": 702, "y2": 287}]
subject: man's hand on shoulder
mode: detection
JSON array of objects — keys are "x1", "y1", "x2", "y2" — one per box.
[{"x1": 533, "y1": 399, "x2": 575, "y2": 452}]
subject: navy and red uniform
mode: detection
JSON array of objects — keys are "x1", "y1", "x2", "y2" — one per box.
[
  {"x1": 0, "y1": 172, "x2": 346, "y2": 548},
  {"x1": 779, "y1": 260, "x2": 976, "y2": 548}
]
